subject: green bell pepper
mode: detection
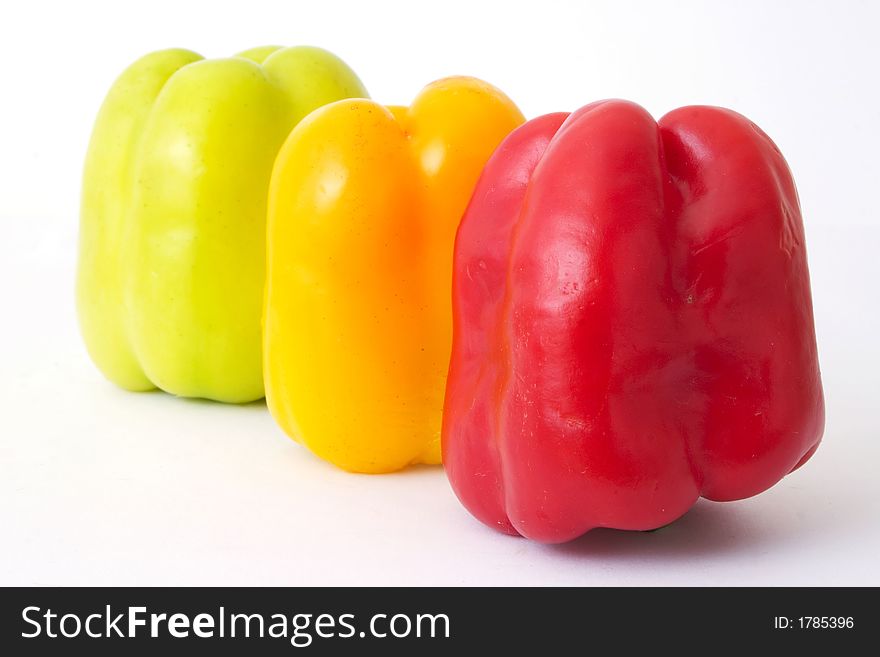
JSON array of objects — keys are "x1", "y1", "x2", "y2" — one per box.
[{"x1": 77, "y1": 45, "x2": 366, "y2": 402}]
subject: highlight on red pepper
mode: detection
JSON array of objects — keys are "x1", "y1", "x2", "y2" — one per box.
[{"x1": 442, "y1": 101, "x2": 825, "y2": 543}]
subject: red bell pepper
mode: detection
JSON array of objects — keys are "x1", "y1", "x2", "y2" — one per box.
[{"x1": 442, "y1": 101, "x2": 825, "y2": 543}]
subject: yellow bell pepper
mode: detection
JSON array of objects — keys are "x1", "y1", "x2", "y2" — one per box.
[
  {"x1": 77, "y1": 46, "x2": 366, "y2": 403},
  {"x1": 264, "y1": 77, "x2": 524, "y2": 472}
]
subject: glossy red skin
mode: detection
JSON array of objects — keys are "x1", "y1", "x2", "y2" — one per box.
[{"x1": 442, "y1": 101, "x2": 824, "y2": 543}]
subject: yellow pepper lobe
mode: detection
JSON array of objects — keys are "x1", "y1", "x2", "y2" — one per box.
[
  {"x1": 264, "y1": 77, "x2": 524, "y2": 472},
  {"x1": 77, "y1": 46, "x2": 367, "y2": 403}
]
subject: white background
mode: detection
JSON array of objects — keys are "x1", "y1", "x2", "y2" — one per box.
[{"x1": 1, "y1": 0, "x2": 878, "y2": 585}]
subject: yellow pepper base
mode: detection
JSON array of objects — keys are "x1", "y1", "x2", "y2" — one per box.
[{"x1": 264, "y1": 77, "x2": 524, "y2": 473}]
